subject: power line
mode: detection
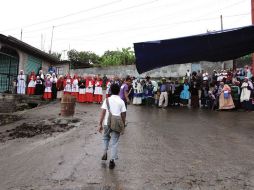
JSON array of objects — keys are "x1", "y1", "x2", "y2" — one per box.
[
  {"x1": 4, "y1": 0, "x2": 158, "y2": 35},
  {"x1": 17, "y1": 0, "x2": 247, "y2": 36},
  {"x1": 55, "y1": 0, "x2": 159, "y2": 27},
  {"x1": 51, "y1": 12, "x2": 251, "y2": 42},
  {"x1": 4, "y1": 0, "x2": 250, "y2": 52},
  {"x1": 0, "y1": 0, "x2": 122, "y2": 33},
  {"x1": 22, "y1": 12, "x2": 251, "y2": 47},
  {"x1": 3, "y1": 0, "x2": 246, "y2": 37}
]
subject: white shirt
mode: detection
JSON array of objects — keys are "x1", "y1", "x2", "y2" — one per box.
[{"x1": 101, "y1": 95, "x2": 126, "y2": 125}]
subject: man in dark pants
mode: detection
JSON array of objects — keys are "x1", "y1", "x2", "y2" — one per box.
[{"x1": 119, "y1": 77, "x2": 132, "y2": 108}]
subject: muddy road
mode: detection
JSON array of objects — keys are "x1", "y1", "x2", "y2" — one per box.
[{"x1": 0, "y1": 102, "x2": 254, "y2": 190}]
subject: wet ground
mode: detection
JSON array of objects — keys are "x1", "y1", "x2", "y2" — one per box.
[{"x1": 0, "y1": 102, "x2": 254, "y2": 190}]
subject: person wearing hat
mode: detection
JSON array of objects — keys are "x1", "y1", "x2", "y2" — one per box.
[
  {"x1": 180, "y1": 79, "x2": 190, "y2": 106},
  {"x1": 17, "y1": 70, "x2": 26, "y2": 94},
  {"x1": 85, "y1": 76, "x2": 94, "y2": 103},
  {"x1": 158, "y1": 78, "x2": 168, "y2": 108},
  {"x1": 94, "y1": 76, "x2": 103, "y2": 104},
  {"x1": 63, "y1": 74, "x2": 72, "y2": 95},
  {"x1": 71, "y1": 74, "x2": 79, "y2": 100},
  {"x1": 35, "y1": 76, "x2": 43, "y2": 96},
  {"x1": 43, "y1": 75, "x2": 52, "y2": 100},
  {"x1": 240, "y1": 77, "x2": 253, "y2": 111},
  {"x1": 56, "y1": 75, "x2": 64, "y2": 99},
  {"x1": 51, "y1": 73, "x2": 58, "y2": 100},
  {"x1": 218, "y1": 82, "x2": 235, "y2": 110},
  {"x1": 133, "y1": 79, "x2": 143, "y2": 105},
  {"x1": 230, "y1": 80, "x2": 241, "y2": 109},
  {"x1": 77, "y1": 76, "x2": 86, "y2": 103},
  {"x1": 27, "y1": 71, "x2": 36, "y2": 95}
]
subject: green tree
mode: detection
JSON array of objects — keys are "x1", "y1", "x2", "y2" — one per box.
[
  {"x1": 67, "y1": 47, "x2": 135, "y2": 67},
  {"x1": 67, "y1": 49, "x2": 79, "y2": 62},
  {"x1": 51, "y1": 52, "x2": 62, "y2": 60},
  {"x1": 121, "y1": 47, "x2": 135, "y2": 65},
  {"x1": 67, "y1": 49, "x2": 101, "y2": 64},
  {"x1": 101, "y1": 47, "x2": 135, "y2": 66}
]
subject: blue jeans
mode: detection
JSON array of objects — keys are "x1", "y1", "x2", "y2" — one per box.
[{"x1": 103, "y1": 125, "x2": 120, "y2": 160}]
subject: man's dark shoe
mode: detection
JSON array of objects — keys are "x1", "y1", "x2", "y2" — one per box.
[
  {"x1": 101, "y1": 152, "x2": 107, "y2": 160},
  {"x1": 109, "y1": 159, "x2": 115, "y2": 169}
]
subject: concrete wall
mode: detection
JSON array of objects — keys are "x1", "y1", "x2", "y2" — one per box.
[
  {"x1": 0, "y1": 93, "x2": 17, "y2": 112},
  {"x1": 71, "y1": 61, "x2": 233, "y2": 78},
  {"x1": 71, "y1": 64, "x2": 192, "y2": 78},
  {"x1": 55, "y1": 63, "x2": 70, "y2": 76}
]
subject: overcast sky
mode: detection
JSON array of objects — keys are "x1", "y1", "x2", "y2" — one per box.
[{"x1": 0, "y1": 0, "x2": 252, "y2": 57}]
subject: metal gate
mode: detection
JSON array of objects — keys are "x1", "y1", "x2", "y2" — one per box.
[
  {"x1": 25, "y1": 56, "x2": 42, "y2": 75},
  {"x1": 0, "y1": 52, "x2": 19, "y2": 93}
]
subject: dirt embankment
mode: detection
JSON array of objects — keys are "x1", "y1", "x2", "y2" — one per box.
[
  {"x1": 0, "y1": 114, "x2": 22, "y2": 126},
  {"x1": 0, "y1": 118, "x2": 81, "y2": 142}
]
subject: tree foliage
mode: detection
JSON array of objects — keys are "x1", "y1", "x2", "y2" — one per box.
[
  {"x1": 67, "y1": 47, "x2": 135, "y2": 67},
  {"x1": 51, "y1": 52, "x2": 62, "y2": 60},
  {"x1": 101, "y1": 47, "x2": 135, "y2": 66},
  {"x1": 67, "y1": 49, "x2": 101, "y2": 64}
]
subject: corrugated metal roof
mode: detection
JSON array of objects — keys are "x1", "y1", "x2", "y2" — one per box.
[{"x1": 0, "y1": 34, "x2": 59, "y2": 64}]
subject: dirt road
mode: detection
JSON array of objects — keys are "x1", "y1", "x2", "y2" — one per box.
[{"x1": 0, "y1": 102, "x2": 254, "y2": 190}]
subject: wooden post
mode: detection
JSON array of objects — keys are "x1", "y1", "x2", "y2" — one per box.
[{"x1": 252, "y1": 0, "x2": 254, "y2": 75}]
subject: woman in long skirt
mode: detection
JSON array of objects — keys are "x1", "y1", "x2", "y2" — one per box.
[
  {"x1": 180, "y1": 79, "x2": 190, "y2": 106},
  {"x1": 56, "y1": 75, "x2": 64, "y2": 99},
  {"x1": 78, "y1": 77, "x2": 86, "y2": 103},
  {"x1": 133, "y1": 80, "x2": 143, "y2": 105},
  {"x1": 94, "y1": 77, "x2": 103, "y2": 104},
  {"x1": 190, "y1": 81, "x2": 199, "y2": 108},
  {"x1": 240, "y1": 77, "x2": 253, "y2": 111},
  {"x1": 85, "y1": 76, "x2": 94, "y2": 103},
  {"x1": 35, "y1": 76, "x2": 43, "y2": 96},
  {"x1": 219, "y1": 82, "x2": 235, "y2": 110},
  {"x1": 27, "y1": 71, "x2": 36, "y2": 95},
  {"x1": 51, "y1": 73, "x2": 58, "y2": 100},
  {"x1": 43, "y1": 76, "x2": 52, "y2": 100}
]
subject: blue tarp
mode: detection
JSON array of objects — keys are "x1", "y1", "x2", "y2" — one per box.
[{"x1": 134, "y1": 25, "x2": 254, "y2": 74}]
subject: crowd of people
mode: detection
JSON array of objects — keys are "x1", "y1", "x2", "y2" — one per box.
[
  {"x1": 129, "y1": 67, "x2": 254, "y2": 111},
  {"x1": 15, "y1": 65, "x2": 254, "y2": 111}
]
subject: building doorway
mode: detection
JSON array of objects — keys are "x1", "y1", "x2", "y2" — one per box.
[{"x1": 0, "y1": 47, "x2": 19, "y2": 93}]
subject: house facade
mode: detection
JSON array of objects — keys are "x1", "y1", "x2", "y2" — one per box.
[{"x1": 0, "y1": 34, "x2": 59, "y2": 92}]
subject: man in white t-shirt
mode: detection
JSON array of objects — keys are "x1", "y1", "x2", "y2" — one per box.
[{"x1": 98, "y1": 83, "x2": 126, "y2": 169}]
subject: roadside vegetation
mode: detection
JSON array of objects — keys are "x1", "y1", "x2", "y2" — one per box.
[{"x1": 51, "y1": 47, "x2": 135, "y2": 67}]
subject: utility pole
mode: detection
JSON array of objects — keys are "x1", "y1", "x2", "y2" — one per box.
[
  {"x1": 20, "y1": 29, "x2": 23, "y2": 41},
  {"x1": 49, "y1": 26, "x2": 55, "y2": 54},
  {"x1": 220, "y1": 15, "x2": 225, "y2": 69},
  {"x1": 252, "y1": 0, "x2": 254, "y2": 75},
  {"x1": 220, "y1": 15, "x2": 223, "y2": 31},
  {"x1": 41, "y1": 34, "x2": 43, "y2": 51}
]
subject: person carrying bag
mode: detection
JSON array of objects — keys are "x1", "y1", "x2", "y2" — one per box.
[
  {"x1": 106, "y1": 98, "x2": 125, "y2": 133},
  {"x1": 98, "y1": 83, "x2": 127, "y2": 169}
]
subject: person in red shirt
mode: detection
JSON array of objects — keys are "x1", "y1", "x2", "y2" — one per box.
[
  {"x1": 94, "y1": 76, "x2": 103, "y2": 103},
  {"x1": 85, "y1": 76, "x2": 94, "y2": 103},
  {"x1": 71, "y1": 74, "x2": 79, "y2": 100},
  {"x1": 27, "y1": 71, "x2": 36, "y2": 95},
  {"x1": 63, "y1": 74, "x2": 72, "y2": 95},
  {"x1": 43, "y1": 75, "x2": 52, "y2": 100},
  {"x1": 78, "y1": 76, "x2": 86, "y2": 103},
  {"x1": 56, "y1": 75, "x2": 64, "y2": 99}
]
